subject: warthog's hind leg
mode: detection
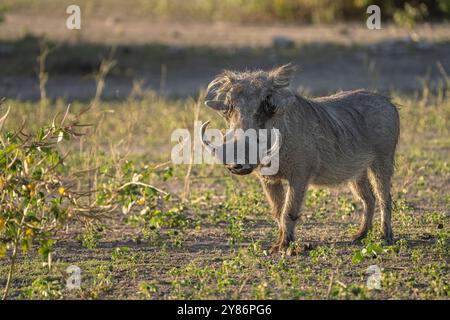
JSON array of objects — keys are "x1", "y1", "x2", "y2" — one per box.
[
  {"x1": 271, "y1": 177, "x2": 308, "y2": 254},
  {"x1": 349, "y1": 172, "x2": 375, "y2": 242},
  {"x1": 369, "y1": 157, "x2": 395, "y2": 244}
]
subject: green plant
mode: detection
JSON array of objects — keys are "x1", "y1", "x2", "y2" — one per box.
[
  {"x1": 110, "y1": 247, "x2": 140, "y2": 279},
  {"x1": 79, "y1": 221, "x2": 104, "y2": 249},
  {"x1": 434, "y1": 230, "x2": 449, "y2": 258},
  {"x1": 0, "y1": 106, "x2": 87, "y2": 299},
  {"x1": 111, "y1": 247, "x2": 131, "y2": 262},
  {"x1": 86, "y1": 265, "x2": 113, "y2": 299},
  {"x1": 226, "y1": 214, "x2": 245, "y2": 247},
  {"x1": 310, "y1": 246, "x2": 335, "y2": 264},
  {"x1": 305, "y1": 188, "x2": 330, "y2": 209},
  {"x1": 352, "y1": 233, "x2": 387, "y2": 264},
  {"x1": 393, "y1": 2, "x2": 428, "y2": 28},
  {"x1": 138, "y1": 281, "x2": 158, "y2": 299},
  {"x1": 330, "y1": 282, "x2": 369, "y2": 300},
  {"x1": 336, "y1": 196, "x2": 356, "y2": 219},
  {"x1": 422, "y1": 211, "x2": 446, "y2": 226},
  {"x1": 252, "y1": 281, "x2": 269, "y2": 299},
  {"x1": 21, "y1": 276, "x2": 64, "y2": 300},
  {"x1": 438, "y1": 0, "x2": 450, "y2": 15}
]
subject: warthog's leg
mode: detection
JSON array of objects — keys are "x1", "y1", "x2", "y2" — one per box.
[
  {"x1": 369, "y1": 157, "x2": 395, "y2": 244},
  {"x1": 271, "y1": 177, "x2": 308, "y2": 253},
  {"x1": 261, "y1": 179, "x2": 285, "y2": 221},
  {"x1": 349, "y1": 172, "x2": 375, "y2": 241}
]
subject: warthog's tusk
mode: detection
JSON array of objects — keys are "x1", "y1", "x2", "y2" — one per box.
[
  {"x1": 261, "y1": 128, "x2": 281, "y2": 166},
  {"x1": 200, "y1": 121, "x2": 221, "y2": 157},
  {"x1": 268, "y1": 128, "x2": 280, "y2": 155}
]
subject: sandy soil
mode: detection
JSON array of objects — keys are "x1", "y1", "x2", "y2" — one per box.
[
  {"x1": 1, "y1": 14, "x2": 450, "y2": 99},
  {"x1": 2, "y1": 13, "x2": 450, "y2": 47}
]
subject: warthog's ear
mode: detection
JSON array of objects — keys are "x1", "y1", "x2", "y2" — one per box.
[
  {"x1": 262, "y1": 92, "x2": 295, "y2": 117},
  {"x1": 269, "y1": 63, "x2": 297, "y2": 89},
  {"x1": 204, "y1": 71, "x2": 235, "y2": 101},
  {"x1": 204, "y1": 71, "x2": 235, "y2": 111},
  {"x1": 205, "y1": 100, "x2": 227, "y2": 111}
]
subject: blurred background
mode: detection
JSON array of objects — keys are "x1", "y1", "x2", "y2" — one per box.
[{"x1": 0, "y1": 0, "x2": 450, "y2": 100}]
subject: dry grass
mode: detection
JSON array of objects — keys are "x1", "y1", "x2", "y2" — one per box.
[{"x1": 0, "y1": 80, "x2": 448, "y2": 299}]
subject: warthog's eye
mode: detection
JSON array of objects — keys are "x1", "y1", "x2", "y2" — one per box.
[{"x1": 260, "y1": 95, "x2": 277, "y2": 117}]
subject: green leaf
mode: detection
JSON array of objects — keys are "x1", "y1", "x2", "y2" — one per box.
[
  {"x1": 21, "y1": 238, "x2": 31, "y2": 253},
  {"x1": 0, "y1": 242, "x2": 6, "y2": 257},
  {"x1": 352, "y1": 250, "x2": 363, "y2": 264},
  {"x1": 36, "y1": 127, "x2": 45, "y2": 142},
  {"x1": 38, "y1": 239, "x2": 55, "y2": 260}
]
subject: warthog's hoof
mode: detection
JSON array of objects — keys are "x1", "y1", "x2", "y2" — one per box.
[
  {"x1": 351, "y1": 230, "x2": 368, "y2": 243},
  {"x1": 302, "y1": 242, "x2": 315, "y2": 251},
  {"x1": 287, "y1": 242, "x2": 313, "y2": 256},
  {"x1": 286, "y1": 246, "x2": 299, "y2": 256},
  {"x1": 382, "y1": 232, "x2": 394, "y2": 245},
  {"x1": 270, "y1": 244, "x2": 283, "y2": 255},
  {"x1": 270, "y1": 241, "x2": 304, "y2": 256},
  {"x1": 270, "y1": 242, "x2": 289, "y2": 255}
]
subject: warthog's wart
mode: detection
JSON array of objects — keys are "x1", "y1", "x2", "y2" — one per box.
[{"x1": 202, "y1": 64, "x2": 400, "y2": 253}]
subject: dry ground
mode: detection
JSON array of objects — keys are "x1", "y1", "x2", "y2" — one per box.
[
  {"x1": 0, "y1": 91, "x2": 448, "y2": 299},
  {"x1": 0, "y1": 12, "x2": 449, "y2": 300},
  {"x1": 1, "y1": 14, "x2": 450, "y2": 99}
]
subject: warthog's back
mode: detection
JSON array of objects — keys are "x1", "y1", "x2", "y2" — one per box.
[
  {"x1": 312, "y1": 89, "x2": 400, "y2": 145},
  {"x1": 305, "y1": 90, "x2": 400, "y2": 185}
]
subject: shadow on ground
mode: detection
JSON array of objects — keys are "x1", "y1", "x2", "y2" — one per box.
[{"x1": 1, "y1": 35, "x2": 450, "y2": 100}]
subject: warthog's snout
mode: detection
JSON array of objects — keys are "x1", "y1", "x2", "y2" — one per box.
[
  {"x1": 199, "y1": 121, "x2": 280, "y2": 176},
  {"x1": 226, "y1": 163, "x2": 254, "y2": 175}
]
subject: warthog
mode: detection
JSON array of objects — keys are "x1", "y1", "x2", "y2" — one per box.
[{"x1": 201, "y1": 64, "x2": 400, "y2": 253}]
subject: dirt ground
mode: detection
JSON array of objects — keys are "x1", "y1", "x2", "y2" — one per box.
[
  {"x1": 0, "y1": 13, "x2": 449, "y2": 300},
  {"x1": 0, "y1": 90, "x2": 448, "y2": 300},
  {"x1": 1, "y1": 14, "x2": 450, "y2": 99}
]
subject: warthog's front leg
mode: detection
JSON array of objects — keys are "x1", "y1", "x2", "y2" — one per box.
[
  {"x1": 271, "y1": 177, "x2": 309, "y2": 254},
  {"x1": 261, "y1": 179, "x2": 285, "y2": 221}
]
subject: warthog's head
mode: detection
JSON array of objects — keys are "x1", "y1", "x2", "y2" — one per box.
[{"x1": 201, "y1": 64, "x2": 296, "y2": 175}]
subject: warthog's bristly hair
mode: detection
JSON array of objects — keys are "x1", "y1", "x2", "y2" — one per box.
[
  {"x1": 203, "y1": 64, "x2": 400, "y2": 253},
  {"x1": 269, "y1": 63, "x2": 297, "y2": 89},
  {"x1": 298, "y1": 94, "x2": 370, "y2": 147}
]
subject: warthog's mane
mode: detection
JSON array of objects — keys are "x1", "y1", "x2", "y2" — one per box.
[{"x1": 296, "y1": 93, "x2": 369, "y2": 147}]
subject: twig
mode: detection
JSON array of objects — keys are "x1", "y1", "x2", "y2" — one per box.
[
  {"x1": 92, "y1": 47, "x2": 117, "y2": 108},
  {"x1": 326, "y1": 265, "x2": 340, "y2": 299},
  {"x1": 182, "y1": 93, "x2": 203, "y2": 202},
  {"x1": 153, "y1": 160, "x2": 172, "y2": 170},
  {"x1": 118, "y1": 181, "x2": 168, "y2": 195}
]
